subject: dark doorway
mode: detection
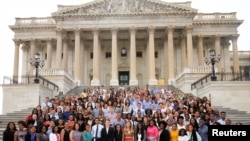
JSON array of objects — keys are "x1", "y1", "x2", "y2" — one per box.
[{"x1": 119, "y1": 71, "x2": 129, "y2": 85}]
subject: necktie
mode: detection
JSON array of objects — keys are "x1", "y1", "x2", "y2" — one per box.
[{"x1": 95, "y1": 125, "x2": 99, "y2": 138}]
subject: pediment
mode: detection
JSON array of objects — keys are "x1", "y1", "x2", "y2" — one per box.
[{"x1": 52, "y1": 0, "x2": 197, "y2": 16}]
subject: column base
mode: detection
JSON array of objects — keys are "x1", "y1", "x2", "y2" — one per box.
[
  {"x1": 91, "y1": 79, "x2": 100, "y2": 86},
  {"x1": 129, "y1": 79, "x2": 138, "y2": 86},
  {"x1": 110, "y1": 79, "x2": 119, "y2": 86},
  {"x1": 148, "y1": 79, "x2": 157, "y2": 85}
]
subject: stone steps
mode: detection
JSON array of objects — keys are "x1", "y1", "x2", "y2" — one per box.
[
  {"x1": 0, "y1": 108, "x2": 33, "y2": 141},
  {"x1": 212, "y1": 106, "x2": 250, "y2": 125}
]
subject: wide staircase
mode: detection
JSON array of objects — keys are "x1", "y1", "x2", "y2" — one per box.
[{"x1": 0, "y1": 108, "x2": 33, "y2": 141}]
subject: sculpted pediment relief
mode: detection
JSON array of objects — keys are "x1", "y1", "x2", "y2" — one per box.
[{"x1": 52, "y1": 0, "x2": 197, "y2": 16}]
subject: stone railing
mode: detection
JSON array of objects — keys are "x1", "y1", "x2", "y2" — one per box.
[
  {"x1": 38, "y1": 69, "x2": 74, "y2": 80},
  {"x1": 15, "y1": 17, "x2": 56, "y2": 25},
  {"x1": 194, "y1": 12, "x2": 237, "y2": 20}
]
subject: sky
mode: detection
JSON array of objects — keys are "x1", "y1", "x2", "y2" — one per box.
[{"x1": 0, "y1": 0, "x2": 249, "y2": 113}]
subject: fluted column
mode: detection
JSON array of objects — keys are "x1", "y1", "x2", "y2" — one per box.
[
  {"x1": 56, "y1": 29, "x2": 63, "y2": 69},
  {"x1": 110, "y1": 27, "x2": 119, "y2": 86},
  {"x1": 29, "y1": 39, "x2": 36, "y2": 75},
  {"x1": 91, "y1": 27, "x2": 100, "y2": 86},
  {"x1": 167, "y1": 26, "x2": 175, "y2": 80},
  {"x1": 232, "y1": 35, "x2": 240, "y2": 73},
  {"x1": 148, "y1": 26, "x2": 157, "y2": 85},
  {"x1": 13, "y1": 39, "x2": 20, "y2": 83},
  {"x1": 180, "y1": 35, "x2": 186, "y2": 69},
  {"x1": 186, "y1": 25, "x2": 194, "y2": 67},
  {"x1": 74, "y1": 29, "x2": 81, "y2": 83},
  {"x1": 63, "y1": 37, "x2": 68, "y2": 71},
  {"x1": 197, "y1": 35, "x2": 204, "y2": 66},
  {"x1": 46, "y1": 38, "x2": 52, "y2": 69},
  {"x1": 129, "y1": 26, "x2": 138, "y2": 85},
  {"x1": 215, "y1": 35, "x2": 222, "y2": 72}
]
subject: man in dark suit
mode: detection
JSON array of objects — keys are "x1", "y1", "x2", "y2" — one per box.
[{"x1": 101, "y1": 119, "x2": 115, "y2": 141}]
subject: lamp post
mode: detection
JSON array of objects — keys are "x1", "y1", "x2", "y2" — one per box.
[
  {"x1": 29, "y1": 53, "x2": 44, "y2": 83},
  {"x1": 204, "y1": 49, "x2": 221, "y2": 81}
]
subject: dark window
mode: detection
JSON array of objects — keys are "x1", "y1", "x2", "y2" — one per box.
[
  {"x1": 106, "y1": 52, "x2": 112, "y2": 58},
  {"x1": 61, "y1": 53, "x2": 63, "y2": 59},
  {"x1": 45, "y1": 53, "x2": 47, "y2": 59},
  {"x1": 155, "y1": 52, "x2": 158, "y2": 58},
  {"x1": 136, "y1": 51, "x2": 143, "y2": 58},
  {"x1": 90, "y1": 52, "x2": 93, "y2": 59}
]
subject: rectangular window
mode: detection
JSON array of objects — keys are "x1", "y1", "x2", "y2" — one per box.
[
  {"x1": 45, "y1": 53, "x2": 47, "y2": 59},
  {"x1": 155, "y1": 52, "x2": 158, "y2": 58},
  {"x1": 61, "y1": 53, "x2": 63, "y2": 59},
  {"x1": 90, "y1": 52, "x2": 93, "y2": 59},
  {"x1": 106, "y1": 52, "x2": 112, "y2": 58},
  {"x1": 136, "y1": 51, "x2": 143, "y2": 58}
]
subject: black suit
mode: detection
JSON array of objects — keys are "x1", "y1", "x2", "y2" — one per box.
[
  {"x1": 159, "y1": 129, "x2": 170, "y2": 141},
  {"x1": 101, "y1": 127, "x2": 115, "y2": 141}
]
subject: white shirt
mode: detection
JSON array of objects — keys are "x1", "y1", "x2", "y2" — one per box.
[
  {"x1": 91, "y1": 124, "x2": 104, "y2": 138},
  {"x1": 178, "y1": 135, "x2": 189, "y2": 141}
]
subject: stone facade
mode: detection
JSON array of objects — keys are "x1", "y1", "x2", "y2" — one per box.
[{"x1": 9, "y1": 0, "x2": 248, "y2": 93}]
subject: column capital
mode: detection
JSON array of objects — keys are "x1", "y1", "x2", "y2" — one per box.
[
  {"x1": 12, "y1": 39, "x2": 21, "y2": 45},
  {"x1": 111, "y1": 27, "x2": 118, "y2": 34},
  {"x1": 230, "y1": 34, "x2": 239, "y2": 40},
  {"x1": 147, "y1": 26, "x2": 155, "y2": 34},
  {"x1": 74, "y1": 28, "x2": 81, "y2": 34},
  {"x1": 56, "y1": 28, "x2": 63, "y2": 35},
  {"x1": 129, "y1": 26, "x2": 137, "y2": 34},
  {"x1": 166, "y1": 25, "x2": 175, "y2": 33},
  {"x1": 92, "y1": 27, "x2": 99, "y2": 35},
  {"x1": 47, "y1": 38, "x2": 53, "y2": 42},
  {"x1": 185, "y1": 25, "x2": 193, "y2": 33},
  {"x1": 213, "y1": 34, "x2": 221, "y2": 40}
]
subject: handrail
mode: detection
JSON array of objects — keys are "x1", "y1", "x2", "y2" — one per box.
[
  {"x1": 2, "y1": 75, "x2": 59, "y2": 91},
  {"x1": 191, "y1": 72, "x2": 249, "y2": 90}
]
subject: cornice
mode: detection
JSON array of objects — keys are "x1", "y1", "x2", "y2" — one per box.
[
  {"x1": 9, "y1": 25, "x2": 57, "y2": 30},
  {"x1": 193, "y1": 20, "x2": 243, "y2": 26}
]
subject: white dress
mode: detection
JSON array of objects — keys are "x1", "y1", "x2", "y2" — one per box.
[{"x1": 178, "y1": 135, "x2": 189, "y2": 141}]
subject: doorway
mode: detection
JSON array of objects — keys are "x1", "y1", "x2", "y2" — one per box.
[{"x1": 119, "y1": 71, "x2": 129, "y2": 85}]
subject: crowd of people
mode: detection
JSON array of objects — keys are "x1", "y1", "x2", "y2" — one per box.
[{"x1": 3, "y1": 85, "x2": 243, "y2": 141}]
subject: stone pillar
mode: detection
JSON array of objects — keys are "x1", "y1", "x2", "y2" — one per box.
[
  {"x1": 215, "y1": 35, "x2": 222, "y2": 72},
  {"x1": 163, "y1": 36, "x2": 168, "y2": 82},
  {"x1": 197, "y1": 35, "x2": 204, "y2": 66},
  {"x1": 46, "y1": 38, "x2": 52, "y2": 69},
  {"x1": 29, "y1": 39, "x2": 36, "y2": 75},
  {"x1": 56, "y1": 29, "x2": 63, "y2": 69},
  {"x1": 110, "y1": 27, "x2": 119, "y2": 86},
  {"x1": 63, "y1": 37, "x2": 68, "y2": 71},
  {"x1": 180, "y1": 35, "x2": 187, "y2": 69},
  {"x1": 232, "y1": 35, "x2": 240, "y2": 73},
  {"x1": 91, "y1": 27, "x2": 100, "y2": 86},
  {"x1": 167, "y1": 26, "x2": 175, "y2": 81},
  {"x1": 147, "y1": 26, "x2": 157, "y2": 85},
  {"x1": 74, "y1": 29, "x2": 81, "y2": 84},
  {"x1": 186, "y1": 25, "x2": 193, "y2": 67},
  {"x1": 129, "y1": 27, "x2": 138, "y2": 85},
  {"x1": 13, "y1": 39, "x2": 20, "y2": 83}
]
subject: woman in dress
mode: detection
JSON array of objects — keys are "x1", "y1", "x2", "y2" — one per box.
[
  {"x1": 123, "y1": 121, "x2": 134, "y2": 141},
  {"x1": 14, "y1": 120, "x2": 27, "y2": 141},
  {"x1": 3, "y1": 122, "x2": 17, "y2": 141},
  {"x1": 178, "y1": 129, "x2": 189, "y2": 141},
  {"x1": 186, "y1": 124, "x2": 201, "y2": 141},
  {"x1": 146, "y1": 119, "x2": 158, "y2": 141},
  {"x1": 114, "y1": 124, "x2": 123, "y2": 141},
  {"x1": 60, "y1": 121, "x2": 71, "y2": 141},
  {"x1": 49, "y1": 126, "x2": 60, "y2": 141},
  {"x1": 169, "y1": 123, "x2": 179, "y2": 141},
  {"x1": 69, "y1": 123, "x2": 83, "y2": 141},
  {"x1": 158, "y1": 121, "x2": 170, "y2": 141},
  {"x1": 135, "y1": 123, "x2": 146, "y2": 141},
  {"x1": 37, "y1": 125, "x2": 49, "y2": 141},
  {"x1": 82, "y1": 124, "x2": 92, "y2": 141}
]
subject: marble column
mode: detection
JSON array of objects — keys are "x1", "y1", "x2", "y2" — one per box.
[
  {"x1": 129, "y1": 26, "x2": 138, "y2": 85},
  {"x1": 180, "y1": 35, "x2": 187, "y2": 69},
  {"x1": 63, "y1": 37, "x2": 68, "y2": 71},
  {"x1": 91, "y1": 27, "x2": 100, "y2": 86},
  {"x1": 56, "y1": 29, "x2": 63, "y2": 69},
  {"x1": 13, "y1": 39, "x2": 20, "y2": 83},
  {"x1": 186, "y1": 25, "x2": 194, "y2": 67},
  {"x1": 215, "y1": 35, "x2": 222, "y2": 72},
  {"x1": 163, "y1": 36, "x2": 168, "y2": 82},
  {"x1": 197, "y1": 35, "x2": 204, "y2": 66},
  {"x1": 46, "y1": 38, "x2": 52, "y2": 69},
  {"x1": 74, "y1": 29, "x2": 81, "y2": 84},
  {"x1": 110, "y1": 27, "x2": 119, "y2": 86},
  {"x1": 29, "y1": 39, "x2": 36, "y2": 75},
  {"x1": 148, "y1": 26, "x2": 157, "y2": 85},
  {"x1": 232, "y1": 34, "x2": 240, "y2": 73},
  {"x1": 167, "y1": 26, "x2": 175, "y2": 80}
]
